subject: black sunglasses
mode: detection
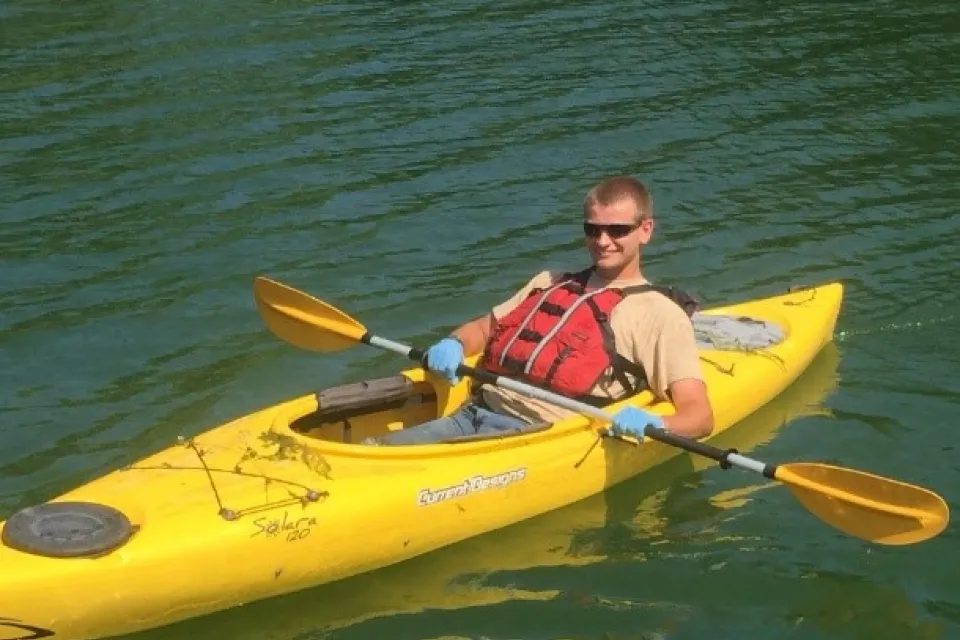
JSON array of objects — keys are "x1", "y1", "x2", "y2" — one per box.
[{"x1": 582, "y1": 221, "x2": 641, "y2": 239}]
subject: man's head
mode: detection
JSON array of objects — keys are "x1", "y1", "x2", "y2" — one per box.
[{"x1": 582, "y1": 176, "x2": 655, "y2": 278}]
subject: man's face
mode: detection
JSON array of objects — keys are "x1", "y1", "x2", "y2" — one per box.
[{"x1": 583, "y1": 199, "x2": 654, "y2": 273}]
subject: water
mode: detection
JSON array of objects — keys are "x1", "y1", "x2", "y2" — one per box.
[{"x1": 2, "y1": 0, "x2": 958, "y2": 638}]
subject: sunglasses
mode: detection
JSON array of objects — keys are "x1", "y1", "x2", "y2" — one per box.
[{"x1": 582, "y1": 221, "x2": 641, "y2": 239}]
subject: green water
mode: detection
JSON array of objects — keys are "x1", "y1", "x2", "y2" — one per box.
[{"x1": 2, "y1": 0, "x2": 958, "y2": 638}]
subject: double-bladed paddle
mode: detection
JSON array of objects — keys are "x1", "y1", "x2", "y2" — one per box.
[{"x1": 252, "y1": 276, "x2": 949, "y2": 546}]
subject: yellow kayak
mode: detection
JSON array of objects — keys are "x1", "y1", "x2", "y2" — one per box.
[
  {"x1": 0, "y1": 282, "x2": 843, "y2": 640},
  {"x1": 127, "y1": 341, "x2": 845, "y2": 640}
]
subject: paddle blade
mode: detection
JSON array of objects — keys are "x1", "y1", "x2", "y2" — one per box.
[
  {"x1": 775, "y1": 463, "x2": 949, "y2": 545},
  {"x1": 253, "y1": 276, "x2": 367, "y2": 352}
]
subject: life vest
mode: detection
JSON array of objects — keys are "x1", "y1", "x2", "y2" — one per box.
[{"x1": 481, "y1": 268, "x2": 698, "y2": 404}]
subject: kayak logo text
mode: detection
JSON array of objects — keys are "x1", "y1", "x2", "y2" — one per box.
[
  {"x1": 417, "y1": 467, "x2": 527, "y2": 506},
  {"x1": 0, "y1": 618, "x2": 55, "y2": 639},
  {"x1": 251, "y1": 511, "x2": 318, "y2": 543}
]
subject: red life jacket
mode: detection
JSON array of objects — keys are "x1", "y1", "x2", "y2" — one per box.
[{"x1": 481, "y1": 268, "x2": 697, "y2": 404}]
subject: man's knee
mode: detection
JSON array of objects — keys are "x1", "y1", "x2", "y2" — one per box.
[{"x1": 363, "y1": 404, "x2": 476, "y2": 446}]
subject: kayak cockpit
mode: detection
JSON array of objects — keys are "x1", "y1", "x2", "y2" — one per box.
[
  {"x1": 284, "y1": 369, "x2": 557, "y2": 445},
  {"x1": 283, "y1": 312, "x2": 792, "y2": 446},
  {"x1": 289, "y1": 373, "x2": 446, "y2": 444}
]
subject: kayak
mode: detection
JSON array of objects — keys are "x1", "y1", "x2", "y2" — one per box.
[
  {"x1": 0, "y1": 281, "x2": 844, "y2": 640},
  {"x1": 126, "y1": 342, "x2": 845, "y2": 640}
]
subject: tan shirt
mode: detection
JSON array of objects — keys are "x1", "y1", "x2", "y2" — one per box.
[{"x1": 479, "y1": 270, "x2": 704, "y2": 424}]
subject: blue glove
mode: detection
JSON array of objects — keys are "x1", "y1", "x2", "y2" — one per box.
[
  {"x1": 609, "y1": 406, "x2": 663, "y2": 442},
  {"x1": 424, "y1": 337, "x2": 464, "y2": 385}
]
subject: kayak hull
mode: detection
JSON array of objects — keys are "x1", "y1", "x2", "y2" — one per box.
[{"x1": 0, "y1": 282, "x2": 843, "y2": 640}]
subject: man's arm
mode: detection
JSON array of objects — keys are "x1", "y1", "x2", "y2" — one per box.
[
  {"x1": 448, "y1": 271, "x2": 557, "y2": 358},
  {"x1": 662, "y1": 378, "x2": 714, "y2": 439},
  {"x1": 447, "y1": 271, "x2": 556, "y2": 358},
  {"x1": 450, "y1": 313, "x2": 496, "y2": 357}
]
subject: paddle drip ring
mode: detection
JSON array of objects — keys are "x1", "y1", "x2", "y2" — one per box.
[
  {"x1": 718, "y1": 448, "x2": 739, "y2": 470},
  {"x1": 1, "y1": 501, "x2": 137, "y2": 558}
]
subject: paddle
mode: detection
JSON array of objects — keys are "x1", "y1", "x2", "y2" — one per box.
[{"x1": 252, "y1": 276, "x2": 950, "y2": 546}]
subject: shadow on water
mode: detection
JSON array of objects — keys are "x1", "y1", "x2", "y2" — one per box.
[{"x1": 128, "y1": 342, "x2": 847, "y2": 640}]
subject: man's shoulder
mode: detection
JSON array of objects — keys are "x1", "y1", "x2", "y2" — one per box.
[
  {"x1": 511, "y1": 269, "x2": 555, "y2": 292},
  {"x1": 492, "y1": 269, "x2": 568, "y2": 319},
  {"x1": 614, "y1": 286, "x2": 696, "y2": 327},
  {"x1": 517, "y1": 268, "x2": 581, "y2": 290}
]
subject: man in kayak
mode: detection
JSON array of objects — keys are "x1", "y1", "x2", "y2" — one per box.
[{"x1": 369, "y1": 175, "x2": 714, "y2": 445}]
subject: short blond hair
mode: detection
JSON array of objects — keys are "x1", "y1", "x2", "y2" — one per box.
[{"x1": 583, "y1": 176, "x2": 653, "y2": 222}]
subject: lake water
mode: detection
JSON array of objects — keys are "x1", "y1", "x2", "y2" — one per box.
[{"x1": 2, "y1": 0, "x2": 958, "y2": 638}]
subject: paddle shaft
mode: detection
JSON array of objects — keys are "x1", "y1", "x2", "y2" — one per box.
[{"x1": 363, "y1": 333, "x2": 776, "y2": 478}]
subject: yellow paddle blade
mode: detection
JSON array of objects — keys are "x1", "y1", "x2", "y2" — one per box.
[
  {"x1": 253, "y1": 276, "x2": 367, "y2": 352},
  {"x1": 775, "y1": 463, "x2": 949, "y2": 545}
]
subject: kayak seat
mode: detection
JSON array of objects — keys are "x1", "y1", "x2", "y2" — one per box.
[{"x1": 290, "y1": 375, "x2": 438, "y2": 440}]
